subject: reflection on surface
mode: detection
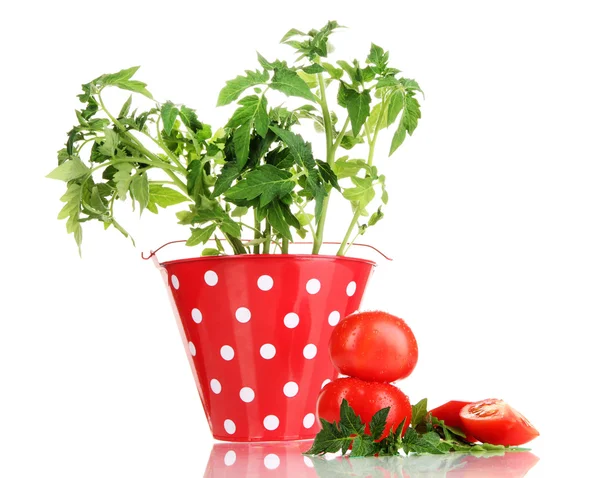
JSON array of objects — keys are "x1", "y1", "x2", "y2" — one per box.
[{"x1": 204, "y1": 441, "x2": 539, "y2": 477}]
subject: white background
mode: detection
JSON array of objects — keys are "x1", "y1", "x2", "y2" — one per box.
[{"x1": 1, "y1": 0, "x2": 598, "y2": 476}]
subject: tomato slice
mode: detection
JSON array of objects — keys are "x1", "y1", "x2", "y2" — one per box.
[
  {"x1": 459, "y1": 399, "x2": 539, "y2": 446},
  {"x1": 429, "y1": 400, "x2": 478, "y2": 442}
]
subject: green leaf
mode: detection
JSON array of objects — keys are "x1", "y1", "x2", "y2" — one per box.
[
  {"x1": 390, "y1": 125, "x2": 407, "y2": 155},
  {"x1": 376, "y1": 76, "x2": 401, "y2": 88},
  {"x1": 339, "y1": 399, "x2": 366, "y2": 437},
  {"x1": 340, "y1": 133, "x2": 364, "y2": 150},
  {"x1": 367, "y1": 43, "x2": 389, "y2": 70},
  {"x1": 342, "y1": 84, "x2": 371, "y2": 135},
  {"x1": 113, "y1": 163, "x2": 133, "y2": 199},
  {"x1": 161, "y1": 101, "x2": 179, "y2": 135},
  {"x1": 267, "y1": 200, "x2": 293, "y2": 240},
  {"x1": 231, "y1": 206, "x2": 249, "y2": 217},
  {"x1": 302, "y1": 63, "x2": 326, "y2": 74},
  {"x1": 402, "y1": 92, "x2": 421, "y2": 135},
  {"x1": 316, "y1": 159, "x2": 340, "y2": 190},
  {"x1": 411, "y1": 399, "x2": 428, "y2": 427},
  {"x1": 342, "y1": 176, "x2": 375, "y2": 208},
  {"x1": 306, "y1": 170, "x2": 326, "y2": 220},
  {"x1": 131, "y1": 172, "x2": 149, "y2": 212},
  {"x1": 149, "y1": 184, "x2": 188, "y2": 207},
  {"x1": 179, "y1": 105, "x2": 204, "y2": 134},
  {"x1": 257, "y1": 52, "x2": 275, "y2": 70},
  {"x1": 304, "y1": 419, "x2": 351, "y2": 456},
  {"x1": 271, "y1": 67, "x2": 317, "y2": 102},
  {"x1": 118, "y1": 95, "x2": 133, "y2": 118},
  {"x1": 280, "y1": 27, "x2": 306, "y2": 42},
  {"x1": 225, "y1": 165, "x2": 295, "y2": 207},
  {"x1": 202, "y1": 248, "x2": 221, "y2": 256},
  {"x1": 115, "y1": 80, "x2": 153, "y2": 99},
  {"x1": 233, "y1": 121, "x2": 252, "y2": 168},
  {"x1": 212, "y1": 162, "x2": 241, "y2": 198},
  {"x1": 350, "y1": 435, "x2": 377, "y2": 457},
  {"x1": 322, "y1": 62, "x2": 343, "y2": 79},
  {"x1": 217, "y1": 70, "x2": 269, "y2": 106},
  {"x1": 187, "y1": 224, "x2": 217, "y2": 246},
  {"x1": 387, "y1": 90, "x2": 404, "y2": 126},
  {"x1": 269, "y1": 125, "x2": 316, "y2": 169},
  {"x1": 47, "y1": 158, "x2": 90, "y2": 182},
  {"x1": 99, "y1": 127, "x2": 119, "y2": 156},
  {"x1": 98, "y1": 66, "x2": 139, "y2": 85},
  {"x1": 369, "y1": 407, "x2": 391, "y2": 441},
  {"x1": 337, "y1": 60, "x2": 359, "y2": 83},
  {"x1": 400, "y1": 78, "x2": 424, "y2": 94}
]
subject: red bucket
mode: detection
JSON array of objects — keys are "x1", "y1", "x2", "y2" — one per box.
[{"x1": 157, "y1": 254, "x2": 375, "y2": 442}]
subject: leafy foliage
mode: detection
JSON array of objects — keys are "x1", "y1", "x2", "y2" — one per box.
[
  {"x1": 305, "y1": 398, "x2": 530, "y2": 457},
  {"x1": 49, "y1": 22, "x2": 423, "y2": 256}
]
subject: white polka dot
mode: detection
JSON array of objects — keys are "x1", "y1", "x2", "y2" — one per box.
[
  {"x1": 224, "y1": 419, "x2": 236, "y2": 435},
  {"x1": 328, "y1": 310, "x2": 341, "y2": 326},
  {"x1": 264, "y1": 454, "x2": 280, "y2": 470},
  {"x1": 283, "y1": 381, "x2": 299, "y2": 397},
  {"x1": 284, "y1": 312, "x2": 300, "y2": 328},
  {"x1": 235, "y1": 307, "x2": 251, "y2": 323},
  {"x1": 171, "y1": 275, "x2": 179, "y2": 290},
  {"x1": 257, "y1": 275, "x2": 273, "y2": 291},
  {"x1": 220, "y1": 345, "x2": 235, "y2": 361},
  {"x1": 210, "y1": 379, "x2": 222, "y2": 394},
  {"x1": 240, "y1": 387, "x2": 255, "y2": 403},
  {"x1": 260, "y1": 344, "x2": 276, "y2": 360},
  {"x1": 263, "y1": 415, "x2": 280, "y2": 431},
  {"x1": 224, "y1": 450, "x2": 236, "y2": 466},
  {"x1": 188, "y1": 341, "x2": 196, "y2": 356},
  {"x1": 304, "y1": 456, "x2": 315, "y2": 468},
  {"x1": 303, "y1": 344, "x2": 317, "y2": 359},
  {"x1": 306, "y1": 278, "x2": 321, "y2": 294},
  {"x1": 346, "y1": 281, "x2": 357, "y2": 296},
  {"x1": 204, "y1": 270, "x2": 218, "y2": 286},
  {"x1": 303, "y1": 413, "x2": 316, "y2": 428},
  {"x1": 192, "y1": 308, "x2": 202, "y2": 324},
  {"x1": 321, "y1": 379, "x2": 331, "y2": 389}
]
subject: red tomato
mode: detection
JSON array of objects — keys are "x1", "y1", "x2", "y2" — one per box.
[
  {"x1": 316, "y1": 377, "x2": 411, "y2": 439},
  {"x1": 329, "y1": 311, "x2": 418, "y2": 382},
  {"x1": 429, "y1": 400, "x2": 478, "y2": 442},
  {"x1": 459, "y1": 399, "x2": 540, "y2": 446}
]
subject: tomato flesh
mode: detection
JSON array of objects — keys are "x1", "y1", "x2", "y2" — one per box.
[
  {"x1": 459, "y1": 399, "x2": 539, "y2": 446},
  {"x1": 316, "y1": 377, "x2": 412, "y2": 439},
  {"x1": 329, "y1": 311, "x2": 418, "y2": 383},
  {"x1": 429, "y1": 400, "x2": 478, "y2": 442}
]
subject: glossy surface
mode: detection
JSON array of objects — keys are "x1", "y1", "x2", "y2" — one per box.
[
  {"x1": 205, "y1": 441, "x2": 540, "y2": 477},
  {"x1": 161, "y1": 254, "x2": 375, "y2": 441},
  {"x1": 316, "y1": 377, "x2": 411, "y2": 438},
  {"x1": 460, "y1": 399, "x2": 540, "y2": 446},
  {"x1": 329, "y1": 311, "x2": 418, "y2": 382}
]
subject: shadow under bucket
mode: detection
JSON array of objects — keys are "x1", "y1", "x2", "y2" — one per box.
[{"x1": 159, "y1": 254, "x2": 376, "y2": 442}]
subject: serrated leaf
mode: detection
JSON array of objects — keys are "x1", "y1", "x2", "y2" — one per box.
[
  {"x1": 217, "y1": 70, "x2": 269, "y2": 106},
  {"x1": 97, "y1": 66, "x2": 139, "y2": 85},
  {"x1": 367, "y1": 43, "x2": 389, "y2": 70},
  {"x1": 411, "y1": 398, "x2": 428, "y2": 427},
  {"x1": 369, "y1": 407, "x2": 390, "y2": 441},
  {"x1": 225, "y1": 165, "x2": 295, "y2": 207},
  {"x1": 304, "y1": 419, "x2": 351, "y2": 456},
  {"x1": 47, "y1": 158, "x2": 90, "y2": 182},
  {"x1": 302, "y1": 63, "x2": 326, "y2": 74},
  {"x1": 161, "y1": 101, "x2": 179, "y2": 135},
  {"x1": 337, "y1": 60, "x2": 359, "y2": 83},
  {"x1": 271, "y1": 67, "x2": 317, "y2": 102},
  {"x1": 187, "y1": 224, "x2": 217, "y2": 246},
  {"x1": 149, "y1": 184, "x2": 188, "y2": 207},
  {"x1": 350, "y1": 435, "x2": 377, "y2": 457},
  {"x1": 202, "y1": 248, "x2": 221, "y2": 256},
  {"x1": 231, "y1": 206, "x2": 248, "y2": 217},
  {"x1": 267, "y1": 200, "x2": 292, "y2": 240},
  {"x1": 339, "y1": 399, "x2": 366, "y2": 437},
  {"x1": 233, "y1": 121, "x2": 252, "y2": 168},
  {"x1": 179, "y1": 105, "x2": 205, "y2": 134},
  {"x1": 99, "y1": 127, "x2": 119, "y2": 156},
  {"x1": 316, "y1": 159, "x2": 340, "y2": 190},
  {"x1": 113, "y1": 163, "x2": 133, "y2": 199},
  {"x1": 115, "y1": 79, "x2": 153, "y2": 99},
  {"x1": 400, "y1": 78, "x2": 424, "y2": 94},
  {"x1": 389, "y1": 125, "x2": 407, "y2": 155},
  {"x1": 340, "y1": 133, "x2": 364, "y2": 150},
  {"x1": 342, "y1": 84, "x2": 371, "y2": 135},
  {"x1": 130, "y1": 172, "x2": 149, "y2": 213},
  {"x1": 119, "y1": 95, "x2": 133, "y2": 118},
  {"x1": 269, "y1": 125, "x2": 316, "y2": 169},
  {"x1": 212, "y1": 162, "x2": 241, "y2": 198},
  {"x1": 322, "y1": 62, "x2": 343, "y2": 79},
  {"x1": 387, "y1": 89, "x2": 404, "y2": 126}
]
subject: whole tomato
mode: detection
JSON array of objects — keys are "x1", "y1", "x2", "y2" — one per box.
[
  {"x1": 329, "y1": 311, "x2": 418, "y2": 383},
  {"x1": 316, "y1": 377, "x2": 411, "y2": 439}
]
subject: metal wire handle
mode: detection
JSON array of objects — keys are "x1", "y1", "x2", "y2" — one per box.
[{"x1": 141, "y1": 240, "x2": 393, "y2": 262}]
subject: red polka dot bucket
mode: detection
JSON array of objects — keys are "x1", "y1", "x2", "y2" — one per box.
[{"x1": 159, "y1": 253, "x2": 375, "y2": 442}]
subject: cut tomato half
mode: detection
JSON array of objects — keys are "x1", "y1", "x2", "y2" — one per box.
[
  {"x1": 429, "y1": 400, "x2": 478, "y2": 442},
  {"x1": 459, "y1": 399, "x2": 539, "y2": 446}
]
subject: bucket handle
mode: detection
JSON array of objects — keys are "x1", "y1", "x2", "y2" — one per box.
[{"x1": 142, "y1": 240, "x2": 393, "y2": 263}]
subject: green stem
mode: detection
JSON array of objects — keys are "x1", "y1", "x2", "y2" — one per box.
[
  {"x1": 336, "y1": 208, "x2": 361, "y2": 256},
  {"x1": 253, "y1": 210, "x2": 261, "y2": 254},
  {"x1": 281, "y1": 237, "x2": 289, "y2": 254},
  {"x1": 313, "y1": 72, "x2": 335, "y2": 255},
  {"x1": 224, "y1": 232, "x2": 247, "y2": 254},
  {"x1": 263, "y1": 223, "x2": 271, "y2": 254},
  {"x1": 152, "y1": 119, "x2": 186, "y2": 171},
  {"x1": 332, "y1": 116, "x2": 350, "y2": 153}
]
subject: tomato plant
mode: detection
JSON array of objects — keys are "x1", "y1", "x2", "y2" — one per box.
[
  {"x1": 316, "y1": 377, "x2": 411, "y2": 439},
  {"x1": 459, "y1": 399, "x2": 539, "y2": 446},
  {"x1": 329, "y1": 311, "x2": 418, "y2": 382}
]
